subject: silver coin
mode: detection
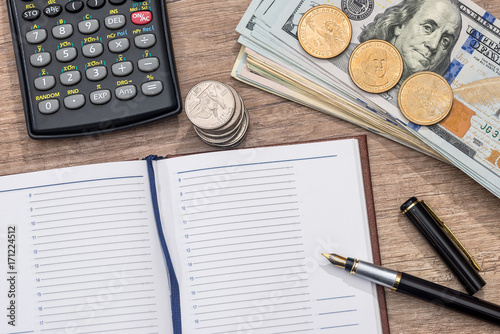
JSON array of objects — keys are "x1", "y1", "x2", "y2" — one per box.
[
  {"x1": 185, "y1": 81, "x2": 236, "y2": 130},
  {"x1": 195, "y1": 118, "x2": 241, "y2": 139},
  {"x1": 194, "y1": 123, "x2": 241, "y2": 145},
  {"x1": 222, "y1": 108, "x2": 249, "y2": 148},
  {"x1": 213, "y1": 108, "x2": 249, "y2": 148},
  {"x1": 196, "y1": 97, "x2": 245, "y2": 139},
  {"x1": 199, "y1": 86, "x2": 245, "y2": 136}
]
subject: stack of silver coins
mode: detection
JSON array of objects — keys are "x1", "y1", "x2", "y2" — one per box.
[{"x1": 185, "y1": 81, "x2": 249, "y2": 148}]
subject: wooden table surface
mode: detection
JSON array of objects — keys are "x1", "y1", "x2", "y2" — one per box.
[{"x1": 0, "y1": 0, "x2": 499, "y2": 333}]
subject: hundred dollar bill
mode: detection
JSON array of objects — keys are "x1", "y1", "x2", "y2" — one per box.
[
  {"x1": 237, "y1": 0, "x2": 412, "y2": 135},
  {"x1": 237, "y1": 0, "x2": 500, "y2": 197}
]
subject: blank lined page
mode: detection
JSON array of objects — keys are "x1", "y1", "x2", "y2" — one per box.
[
  {"x1": 158, "y1": 139, "x2": 382, "y2": 334},
  {"x1": 0, "y1": 161, "x2": 172, "y2": 334}
]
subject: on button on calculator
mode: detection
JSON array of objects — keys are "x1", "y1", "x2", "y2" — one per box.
[{"x1": 131, "y1": 11, "x2": 152, "y2": 25}]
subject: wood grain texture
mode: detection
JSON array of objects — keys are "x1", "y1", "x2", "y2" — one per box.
[{"x1": 0, "y1": 0, "x2": 499, "y2": 332}]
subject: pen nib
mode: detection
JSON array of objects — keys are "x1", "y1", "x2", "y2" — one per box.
[{"x1": 322, "y1": 253, "x2": 347, "y2": 268}]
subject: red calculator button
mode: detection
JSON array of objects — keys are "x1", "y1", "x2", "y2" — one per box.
[{"x1": 131, "y1": 11, "x2": 153, "y2": 25}]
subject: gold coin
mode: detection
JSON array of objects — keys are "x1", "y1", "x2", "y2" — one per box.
[
  {"x1": 349, "y1": 39, "x2": 403, "y2": 93},
  {"x1": 398, "y1": 71, "x2": 453, "y2": 126},
  {"x1": 297, "y1": 5, "x2": 352, "y2": 59}
]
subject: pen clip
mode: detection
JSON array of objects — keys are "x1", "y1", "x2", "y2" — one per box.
[{"x1": 421, "y1": 200, "x2": 481, "y2": 272}]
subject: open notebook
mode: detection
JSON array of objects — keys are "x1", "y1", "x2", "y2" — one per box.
[{"x1": 1, "y1": 136, "x2": 388, "y2": 334}]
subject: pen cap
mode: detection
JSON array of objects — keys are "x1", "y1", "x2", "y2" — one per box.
[{"x1": 401, "y1": 197, "x2": 485, "y2": 295}]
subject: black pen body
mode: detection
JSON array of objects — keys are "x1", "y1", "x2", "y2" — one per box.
[
  {"x1": 330, "y1": 255, "x2": 500, "y2": 325},
  {"x1": 397, "y1": 272, "x2": 500, "y2": 324}
]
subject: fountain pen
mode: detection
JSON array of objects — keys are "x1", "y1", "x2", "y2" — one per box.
[{"x1": 322, "y1": 253, "x2": 500, "y2": 324}]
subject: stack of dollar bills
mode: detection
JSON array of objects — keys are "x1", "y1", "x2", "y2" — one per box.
[{"x1": 232, "y1": 0, "x2": 500, "y2": 198}]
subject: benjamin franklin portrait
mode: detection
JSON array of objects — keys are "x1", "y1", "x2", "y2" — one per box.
[{"x1": 332, "y1": 0, "x2": 463, "y2": 96}]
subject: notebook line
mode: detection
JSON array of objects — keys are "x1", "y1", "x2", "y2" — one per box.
[
  {"x1": 188, "y1": 222, "x2": 301, "y2": 237},
  {"x1": 184, "y1": 215, "x2": 300, "y2": 230},
  {"x1": 183, "y1": 180, "x2": 296, "y2": 195},
  {"x1": 181, "y1": 187, "x2": 297, "y2": 201},
  {"x1": 186, "y1": 230, "x2": 302, "y2": 245},
  {"x1": 189, "y1": 257, "x2": 306, "y2": 272},
  {"x1": 179, "y1": 173, "x2": 295, "y2": 188},
  {"x1": 32, "y1": 196, "x2": 147, "y2": 210}
]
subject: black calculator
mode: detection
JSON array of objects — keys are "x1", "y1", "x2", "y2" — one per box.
[{"x1": 7, "y1": 0, "x2": 181, "y2": 138}]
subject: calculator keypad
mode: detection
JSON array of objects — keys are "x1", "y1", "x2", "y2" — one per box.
[{"x1": 8, "y1": 0, "x2": 181, "y2": 137}]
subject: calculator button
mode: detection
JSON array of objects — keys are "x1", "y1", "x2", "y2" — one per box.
[
  {"x1": 90, "y1": 89, "x2": 112, "y2": 105},
  {"x1": 105, "y1": 15, "x2": 126, "y2": 30},
  {"x1": 141, "y1": 81, "x2": 163, "y2": 96},
  {"x1": 138, "y1": 57, "x2": 159, "y2": 72},
  {"x1": 22, "y1": 8, "x2": 41, "y2": 21},
  {"x1": 115, "y1": 85, "x2": 137, "y2": 100},
  {"x1": 78, "y1": 19, "x2": 100, "y2": 34},
  {"x1": 38, "y1": 99, "x2": 60, "y2": 115},
  {"x1": 26, "y1": 29, "x2": 47, "y2": 44},
  {"x1": 43, "y1": 4, "x2": 62, "y2": 17},
  {"x1": 131, "y1": 11, "x2": 153, "y2": 25},
  {"x1": 60, "y1": 71, "x2": 82, "y2": 86},
  {"x1": 108, "y1": 38, "x2": 130, "y2": 53},
  {"x1": 52, "y1": 24, "x2": 74, "y2": 39},
  {"x1": 87, "y1": 0, "x2": 105, "y2": 9},
  {"x1": 64, "y1": 94, "x2": 86, "y2": 110},
  {"x1": 134, "y1": 34, "x2": 156, "y2": 49},
  {"x1": 66, "y1": 1, "x2": 84, "y2": 13},
  {"x1": 86, "y1": 66, "x2": 107, "y2": 81},
  {"x1": 82, "y1": 43, "x2": 104, "y2": 58},
  {"x1": 30, "y1": 52, "x2": 51, "y2": 67},
  {"x1": 112, "y1": 61, "x2": 133, "y2": 77},
  {"x1": 56, "y1": 47, "x2": 78, "y2": 62},
  {"x1": 34, "y1": 76, "x2": 56, "y2": 91},
  {"x1": 109, "y1": 0, "x2": 126, "y2": 4}
]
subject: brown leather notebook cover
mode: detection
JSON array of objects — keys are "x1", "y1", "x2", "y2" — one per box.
[{"x1": 167, "y1": 134, "x2": 389, "y2": 333}]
